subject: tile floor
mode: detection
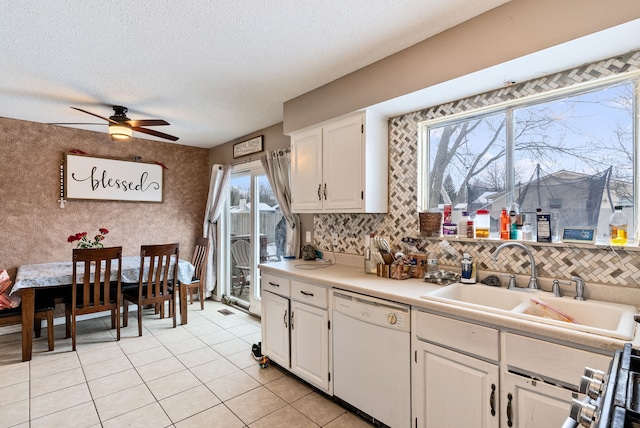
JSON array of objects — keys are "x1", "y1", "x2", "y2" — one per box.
[{"x1": 0, "y1": 300, "x2": 373, "y2": 428}]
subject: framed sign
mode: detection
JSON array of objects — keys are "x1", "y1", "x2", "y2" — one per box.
[
  {"x1": 65, "y1": 154, "x2": 163, "y2": 202},
  {"x1": 233, "y1": 135, "x2": 263, "y2": 158}
]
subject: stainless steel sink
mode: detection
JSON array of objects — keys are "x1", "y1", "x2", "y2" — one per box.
[{"x1": 421, "y1": 282, "x2": 637, "y2": 340}]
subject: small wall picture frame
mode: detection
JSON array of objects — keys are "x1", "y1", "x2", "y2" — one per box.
[{"x1": 233, "y1": 135, "x2": 263, "y2": 158}]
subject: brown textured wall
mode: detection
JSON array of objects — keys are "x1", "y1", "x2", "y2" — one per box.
[{"x1": 0, "y1": 117, "x2": 210, "y2": 281}]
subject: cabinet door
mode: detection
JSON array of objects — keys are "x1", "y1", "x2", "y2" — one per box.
[
  {"x1": 261, "y1": 291, "x2": 290, "y2": 367},
  {"x1": 502, "y1": 372, "x2": 577, "y2": 428},
  {"x1": 291, "y1": 127, "x2": 323, "y2": 212},
  {"x1": 322, "y1": 115, "x2": 363, "y2": 211},
  {"x1": 290, "y1": 300, "x2": 330, "y2": 392},
  {"x1": 413, "y1": 341, "x2": 499, "y2": 428}
]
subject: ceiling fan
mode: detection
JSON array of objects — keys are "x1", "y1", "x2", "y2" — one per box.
[{"x1": 61, "y1": 105, "x2": 179, "y2": 141}]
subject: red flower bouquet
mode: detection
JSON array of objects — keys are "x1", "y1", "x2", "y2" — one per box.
[{"x1": 68, "y1": 228, "x2": 109, "y2": 249}]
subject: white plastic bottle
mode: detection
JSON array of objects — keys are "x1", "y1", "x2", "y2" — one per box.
[
  {"x1": 609, "y1": 206, "x2": 628, "y2": 246},
  {"x1": 457, "y1": 212, "x2": 469, "y2": 238}
]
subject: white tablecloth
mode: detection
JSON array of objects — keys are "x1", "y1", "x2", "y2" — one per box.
[{"x1": 11, "y1": 256, "x2": 195, "y2": 294}]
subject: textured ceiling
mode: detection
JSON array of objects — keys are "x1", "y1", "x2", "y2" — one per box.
[{"x1": 0, "y1": 0, "x2": 510, "y2": 148}]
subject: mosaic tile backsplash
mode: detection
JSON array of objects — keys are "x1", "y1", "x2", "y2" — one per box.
[{"x1": 313, "y1": 49, "x2": 640, "y2": 288}]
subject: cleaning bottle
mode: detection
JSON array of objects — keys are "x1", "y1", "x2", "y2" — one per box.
[
  {"x1": 460, "y1": 253, "x2": 476, "y2": 284},
  {"x1": 509, "y1": 202, "x2": 520, "y2": 240},
  {"x1": 609, "y1": 206, "x2": 628, "y2": 246},
  {"x1": 427, "y1": 251, "x2": 438, "y2": 272},
  {"x1": 500, "y1": 207, "x2": 510, "y2": 240}
]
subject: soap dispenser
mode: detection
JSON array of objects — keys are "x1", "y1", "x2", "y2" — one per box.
[{"x1": 460, "y1": 253, "x2": 477, "y2": 284}]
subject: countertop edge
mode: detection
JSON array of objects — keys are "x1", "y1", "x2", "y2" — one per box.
[{"x1": 259, "y1": 261, "x2": 640, "y2": 353}]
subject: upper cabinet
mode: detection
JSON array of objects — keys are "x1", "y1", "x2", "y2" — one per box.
[{"x1": 290, "y1": 111, "x2": 388, "y2": 213}]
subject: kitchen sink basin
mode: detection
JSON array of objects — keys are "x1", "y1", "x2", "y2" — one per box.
[
  {"x1": 426, "y1": 282, "x2": 525, "y2": 310},
  {"x1": 422, "y1": 282, "x2": 638, "y2": 340}
]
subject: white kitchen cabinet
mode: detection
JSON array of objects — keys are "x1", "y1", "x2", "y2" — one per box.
[
  {"x1": 414, "y1": 341, "x2": 499, "y2": 428},
  {"x1": 290, "y1": 299, "x2": 330, "y2": 391},
  {"x1": 260, "y1": 272, "x2": 331, "y2": 393},
  {"x1": 260, "y1": 272, "x2": 291, "y2": 368},
  {"x1": 502, "y1": 373, "x2": 576, "y2": 428},
  {"x1": 501, "y1": 333, "x2": 611, "y2": 428},
  {"x1": 411, "y1": 310, "x2": 612, "y2": 428},
  {"x1": 413, "y1": 311, "x2": 499, "y2": 428},
  {"x1": 261, "y1": 290, "x2": 290, "y2": 367},
  {"x1": 290, "y1": 110, "x2": 388, "y2": 213}
]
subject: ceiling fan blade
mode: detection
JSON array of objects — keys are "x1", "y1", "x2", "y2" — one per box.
[
  {"x1": 71, "y1": 107, "x2": 119, "y2": 124},
  {"x1": 132, "y1": 127, "x2": 179, "y2": 141},
  {"x1": 125, "y1": 119, "x2": 170, "y2": 127},
  {"x1": 48, "y1": 122, "x2": 104, "y2": 125}
]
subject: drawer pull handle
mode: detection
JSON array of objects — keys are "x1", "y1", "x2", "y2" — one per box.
[
  {"x1": 291, "y1": 311, "x2": 294, "y2": 330},
  {"x1": 490, "y1": 384, "x2": 496, "y2": 416},
  {"x1": 323, "y1": 183, "x2": 327, "y2": 200},
  {"x1": 300, "y1": 290, "x2": 314, "y2": 297},
  {"x1": 283, "y1": 309, "x2": 288, "y2": 328},
  {"x1": 507, "y1": 393, "x2": 513, "y2": 427},
  {"x1": 269, "y1": 282, "x2": 280, "y2": 287},
  {"x1": 317, "y1": 184, "x2": 321, "y2": 201}
]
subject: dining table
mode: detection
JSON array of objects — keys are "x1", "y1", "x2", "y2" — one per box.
[{"x1": 11, "y1": 256, "x2": 195, "y2": 361}]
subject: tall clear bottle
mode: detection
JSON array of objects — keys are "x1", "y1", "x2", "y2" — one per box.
[{"x1": 609, "y1": 206, "x2": 628, "y2": 246}]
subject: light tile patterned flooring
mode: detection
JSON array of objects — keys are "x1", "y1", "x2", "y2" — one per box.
[{"x1": 0, "y1": 300, "x2": 373, "y2": 428}]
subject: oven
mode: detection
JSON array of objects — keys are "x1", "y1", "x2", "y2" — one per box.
[{"x1": 563, "y1": 343, "x2": 640, "y2": 427}]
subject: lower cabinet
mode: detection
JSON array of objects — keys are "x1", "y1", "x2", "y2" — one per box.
[
  {"x1": 412, "y1": 310, "x2": 613, "y2": 428},
  {"x1": 414, "y1": 340, "x2": 499, "y2": 428},
  {"x1": 261, "y1": 272, "x2": 331, "y2": 393},
  {"x1": 261, "y1": 289, "x2": 290, "y2": 367},
  {"x1": 502, "y1": 372, "x2": 576, "y2": 428},
  {"x1": 290, "y1": 299, "x2": 330, "y2": 392}
]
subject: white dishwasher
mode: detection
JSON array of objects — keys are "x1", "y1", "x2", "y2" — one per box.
[{"x1": 332, "y1": 289, "x2": 411, "y2": 428}]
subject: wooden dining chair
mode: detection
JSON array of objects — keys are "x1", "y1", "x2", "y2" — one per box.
[
  {"x1": 0, "y1": 292, "x2": 56, "y2": 351},
  {"x1": 65, "y1": 246, "x2": 122, "y2": 351},
  {"x1": 122, "y1": 243, "x2": 178, "y2": 336},
  {"x1": 183, "y1": 237, "x2": 209, "y2": 310}
]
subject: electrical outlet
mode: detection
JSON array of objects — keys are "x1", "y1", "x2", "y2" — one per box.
[
  {"x1": 331, "y1": 233, "x2": 338, "y2": 246},
  {"x1": 305, "y1": 231, "x2": 311, "y2": 243}
]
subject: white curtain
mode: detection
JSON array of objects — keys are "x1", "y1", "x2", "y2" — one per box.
[
  {"x1": 261, "y1": 150, "x2": 300, "y2": 258},
  {"x1": 203, "y1": 164, "x2": 231, "y2": 297}
]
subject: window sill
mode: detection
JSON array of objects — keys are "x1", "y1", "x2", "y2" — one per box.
[{"x1": 423, "y1": 235, "x2": 640, "y2": 252}]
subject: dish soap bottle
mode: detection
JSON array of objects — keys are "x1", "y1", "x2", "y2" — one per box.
[
  {"x1": 609, "y1": 206, "x2": 628, "y2": 246},
  {"x1": 460, "y1": 253, "x2": 476, "y2": 284}
]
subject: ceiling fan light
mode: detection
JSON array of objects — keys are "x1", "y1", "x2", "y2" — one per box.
[{"x1": 109, "y1": 124, "x2": 132, "y2": 140}]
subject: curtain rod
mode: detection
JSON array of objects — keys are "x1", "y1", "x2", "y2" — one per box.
[{"x1": 273, "y1": 148, "x2": 291, "y2": 156}]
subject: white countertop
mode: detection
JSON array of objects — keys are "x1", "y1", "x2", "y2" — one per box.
[{"x1": 259, "y1": 260, "x2": 640, "y2": 353}]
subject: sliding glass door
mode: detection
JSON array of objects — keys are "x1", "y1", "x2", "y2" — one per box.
[{"x1": 226, "y1": 161, "x2": 283, "y2": 315}]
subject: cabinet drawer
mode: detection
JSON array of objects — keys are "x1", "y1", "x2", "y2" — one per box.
[
  {"x1": 504, "y1": 333, "x2": 612, "y2": 387},
  {"x1": 261, "y1": 272, "x2": 290, "y2": 297},
  {"x1": 415, "y1": 311, "x2": 499, "y2": 362},
  {"x1": 291, "y1": 280, "x2": 328, "y2": 309}
]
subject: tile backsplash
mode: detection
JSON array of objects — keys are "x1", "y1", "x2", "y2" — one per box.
[{"x1": 313, "y1": 49, "x2": 640, "y2": 289}]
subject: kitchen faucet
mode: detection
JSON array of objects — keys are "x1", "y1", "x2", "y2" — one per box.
[{"x1": 491, "y1": 242, "x2": 539, "y2": 290}]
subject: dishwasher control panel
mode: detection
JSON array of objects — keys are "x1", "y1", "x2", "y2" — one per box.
[{"x1": 333, "y1": 289, "x2": 410, "y2": 332}]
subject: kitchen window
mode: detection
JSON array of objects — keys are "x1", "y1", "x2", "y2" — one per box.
[{"x1": 418, "y1": 76, "x2": 638, "y2": 242}]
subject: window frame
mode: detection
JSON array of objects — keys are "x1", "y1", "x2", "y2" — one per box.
[{"x1": 418, "y1": 73, "x2": 640, "y2": 243}]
